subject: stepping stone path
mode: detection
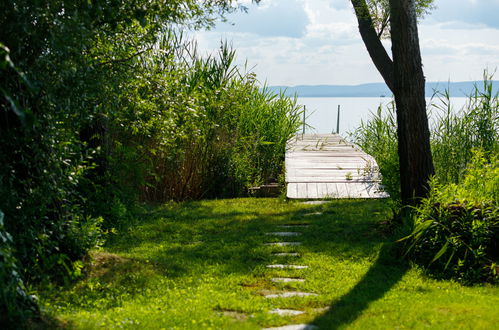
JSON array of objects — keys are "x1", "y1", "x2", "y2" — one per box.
[
  {"x1": 277, "y1": 224, "x2": 309, "y2": 228},
  {"x1": 272, "y1": 252, "x2": 300, "y2": 257},
  {"x1": 265, "y1": 232, "x2": 302, "y2": 236},
  {"x1": 266, "y1": 264, "x2": 308, "y2": 269},
  {"x1": 271, "y1": 277, "x2": 305, "y2": 283},
  {"x1": 270, "y1": 309, "x2": 305, "y2": 316},
  {"x1": 265, "y1": 242, "x2": 301, "y2": 246},
  {"x1": 263, "y1": 325, "x2": 318, "y2": 330},
  {"x1": 261, "y1": 222, "x2": 319, "y2": 329},
  {"x1": 264, "y1": 291, "x2": 318, "y2": 298},
  {"x1": 301, "y1": 200, "x2": 329, "y2": 205},
  {"x1": 303, "y1": 212, "x2": 322, "y2": 216}
]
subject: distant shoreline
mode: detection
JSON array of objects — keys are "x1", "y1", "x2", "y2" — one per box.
[{"x1": 267, "y1": 81, "x2": 499, "y2": 98}]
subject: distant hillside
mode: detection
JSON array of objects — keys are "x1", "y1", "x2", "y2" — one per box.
[{"x1": 268, "y1": 81, "x2": 499, "y2": 97}]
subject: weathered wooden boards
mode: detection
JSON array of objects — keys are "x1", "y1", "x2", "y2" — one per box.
[{"x1": 286, "y1": 134, "x2": 388, "y2": 199}]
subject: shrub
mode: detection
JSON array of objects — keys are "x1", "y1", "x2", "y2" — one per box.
[
  {"x1": 353, "y1": 76, "x2": 498, "y2": 283},
  {"x1": 402, "y1": 150, "x2": 499, "y2": 284},
  {"x1": 0, "y1": 211, "x2": 39, "y2": 326}
]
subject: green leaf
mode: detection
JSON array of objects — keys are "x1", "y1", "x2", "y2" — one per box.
[{"x1": 430, "y1": 240, "x2": 449, "y2": 264}]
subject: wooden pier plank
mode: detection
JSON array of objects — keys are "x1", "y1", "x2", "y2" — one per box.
[{"x1": 285, "y1": 134, "x2": 388, "y2": 199}]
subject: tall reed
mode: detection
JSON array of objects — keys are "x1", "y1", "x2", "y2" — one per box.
[
  {"x1": 108, "y1": 38, "x2": 303, "y2": 202},
  {"x1": 352, "y1": 73, "x2": 499, "y2": 200},
  {"x1": 431, "y1": 76, "x2": 499, "y2": 184},
  {"x1": 351, "y1": 102, "x2": 400, "y2": 200}
]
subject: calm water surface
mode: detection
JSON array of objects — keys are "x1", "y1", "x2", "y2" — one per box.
[{"x1": 297, "y1": 97, "x2": 469, "y2": 136}]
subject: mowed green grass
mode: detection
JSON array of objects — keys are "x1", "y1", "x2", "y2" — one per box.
[{"x1": 40, "y1": 198, "x2": 499, "y2": 329}]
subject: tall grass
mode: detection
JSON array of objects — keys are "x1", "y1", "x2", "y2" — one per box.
[
  {"x1": 351, "y1": 102, "x2": 400, "y2": 200},
  {"x1": 353, "y1": 74, "x2": 499, "y2": 199},
  {"x1": 107, "y1": 39, "x2": 303, "y2": 203},
  {"x1": 353, "y1": 74, "x2": 499, "y2": 283},
  {"x1": 431, "y1": 77, "x2": 499, "y2": 184}
]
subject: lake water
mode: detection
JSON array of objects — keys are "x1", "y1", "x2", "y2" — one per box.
[{"x1": 297, "y1": 97, "x2": 469, "y2": 136}]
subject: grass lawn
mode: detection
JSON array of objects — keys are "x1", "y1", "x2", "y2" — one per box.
[{"x1": 40, "y1": 198, "x2": 499, "y2": 329}]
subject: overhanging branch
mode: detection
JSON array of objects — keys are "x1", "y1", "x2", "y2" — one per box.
[{"x1": 350, "y1": 0, "x2": 394, "y2": 92}]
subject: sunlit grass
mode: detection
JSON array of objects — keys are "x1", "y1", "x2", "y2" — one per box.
[{"x1": 40, "y1": 198, "x2": 499, "y2": 329}]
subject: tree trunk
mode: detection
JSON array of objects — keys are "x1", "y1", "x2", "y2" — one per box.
[{"x1": 389, "y1": 0, "x2": 434, "y2": 205}]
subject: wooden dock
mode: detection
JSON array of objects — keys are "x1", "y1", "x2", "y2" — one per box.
[{"x1": 285, "y1": 134, "x2": 388, "y2": 199}]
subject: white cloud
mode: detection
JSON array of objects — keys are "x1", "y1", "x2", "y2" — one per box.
[
  {"x1": 194, "y1": 0, "x2": 499, "y2": 86},
  {"x1": 430, "y1": 0, "x2": 499, "y2": 29},
  {"x1": 217, "y1": 0, "x2": 309, "y2": 38}
]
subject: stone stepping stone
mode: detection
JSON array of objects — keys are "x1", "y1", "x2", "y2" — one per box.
[
  {"x1": 271, "y1": 277, "x2": 305, "y2": 283},
  {"x1": 265, "y1": 232, "x2": 302, "y2": 237},
  {"x1": 303, "y1": 212, "x2": 322, "y2": 216},
  {"x1": 264, "y1": 242, "x2": 302, "y2": 246},
  {"x1": 269, "y1": 308, "x2": 304, "y2": 316},
  {"x1": 264, "y1": 291, "x2": 318, "y2": 298},
  {"x1": 266, "y1": 264, "x2": 308, "y2": 269},
  {"x1": 263, "y1": 324, "x2": 318, "y2": 330},
  {"x1": 221, "y1": 310, "x2": 248, "y2": 321},
  {"x1": 272, "y1": 252, "x2": 300, "y2": 257},
  {"x1": 278, "y1": 224, "x2": 309, "y2": 228},
  {"x1": 302, "y1": 200, "x2": 328, "y2": 205},
  {"x1": 312, "y1": 307, "x2": 329, "y2": 313}
]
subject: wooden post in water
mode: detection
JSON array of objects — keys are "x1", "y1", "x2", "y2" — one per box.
[
  {"x1": 336, "y1": 105, "x2": 340, "y2": 134},
  {"x1": 302, "y1": 105, "x2": 306, "y2": 136}
]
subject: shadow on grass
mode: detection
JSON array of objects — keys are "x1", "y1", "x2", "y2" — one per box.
[
  {"x1": 42, "y1": 198, "x2": 406, "y2": 328},
  {"x1": 313, "y1": 241, "x2": 409, "y2": 329},
  {"x1": 105, "y1": 199, "x2": 334, "y2": 278},
  {"x1": 104, "y1": 199, "x2": 396, "y2": 280}
]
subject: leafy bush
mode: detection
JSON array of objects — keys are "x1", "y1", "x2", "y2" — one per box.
[
  {"x1": 353, "y1": 75, "x2": 498, "y2": 283},
  {"x1": 0, "y1": 211, "x2": 39, "y2": 326},
  {"x1": 2, "y1": 1, "x2": 266, "y2": 325},
  {"x1": 402, "y1": 150, "x2": 499, "y2": 284}
]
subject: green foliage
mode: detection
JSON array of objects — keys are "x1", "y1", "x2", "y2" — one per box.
[
  {"x1": 402, "y1": 151, "x2": 499, "y2": 284},
  {"x1": 106, "y1": 39, "x2": 302, "y2": 201},
  {"x1": 0, "y1": 0, "x2": 266, "y2": 324},
  {"x1": 353, "y1": 76, "x2": 498, "y2": 283},
  {"x1": 0, "y1": 211, "x2": 39, "y2": 326},
  {"x1": 364, "y1": 0, "x2": 436, "y2": 38},
  {"x1": 431, "y1": 75, "x2": 499, "y2": 184},
  {"x1": 352, "y1": 102, "x2": 400, "y2": 200},
  {"x1": 353, "y1": 75, "x2": 499, "y2": 201}
]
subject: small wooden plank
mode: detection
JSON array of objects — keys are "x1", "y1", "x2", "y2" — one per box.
[
  {"x1": 288, "y1": 169, "x2": 364, "y2": 178},
  {"x1": 286, "y1": 178, "x2": 378, "y2": 183},
  {"x1": 287, "y1": 183, "x2": 298, "y2": 199},
  {"x1": 296, "y1": 183, "x2": 308, "y2": 199},
  {"x1": 317, "y1": 183, "x2": 329, "y2": 198},
  {"x1": 307, "y1": 183, "x2": 319, "y2": 199},
  {"x1": 326, "y1": 183, "x2": 338, "y2": 198}
]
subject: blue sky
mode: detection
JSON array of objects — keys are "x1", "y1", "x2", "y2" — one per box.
[{"x1": 195, "y1": 0, "x2": 499, "y2": 86}]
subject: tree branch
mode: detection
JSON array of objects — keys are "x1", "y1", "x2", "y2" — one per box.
[
  {"x1": 350, "y1": 0, "x2": 394, "y2": 92},
  {"x1": 97, "y1": 49, "x2": 148, "y2": 67},
  {"x1": 377, "y1": 13, "x2": 390, "y2": 38}
]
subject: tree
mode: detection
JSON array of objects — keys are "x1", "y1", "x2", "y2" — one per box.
[
  {"x1": 0, "y1": 0, "x2": 258, "y2": 324},
  {"x1": 351, "y1": 0, "x2": 435, "y2": 206}
]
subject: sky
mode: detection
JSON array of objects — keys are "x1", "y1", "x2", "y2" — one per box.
[{"x1": 194, "y1": 0, "x2": 499, "y2": 86}]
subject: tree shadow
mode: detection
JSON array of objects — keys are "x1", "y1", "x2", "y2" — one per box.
[
  {"x1": 312, "y1": 241, "x2": 409, "y2": 329},
  {"x1": 41, "y1": 198, "x2": 404, "y2": 328}
]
